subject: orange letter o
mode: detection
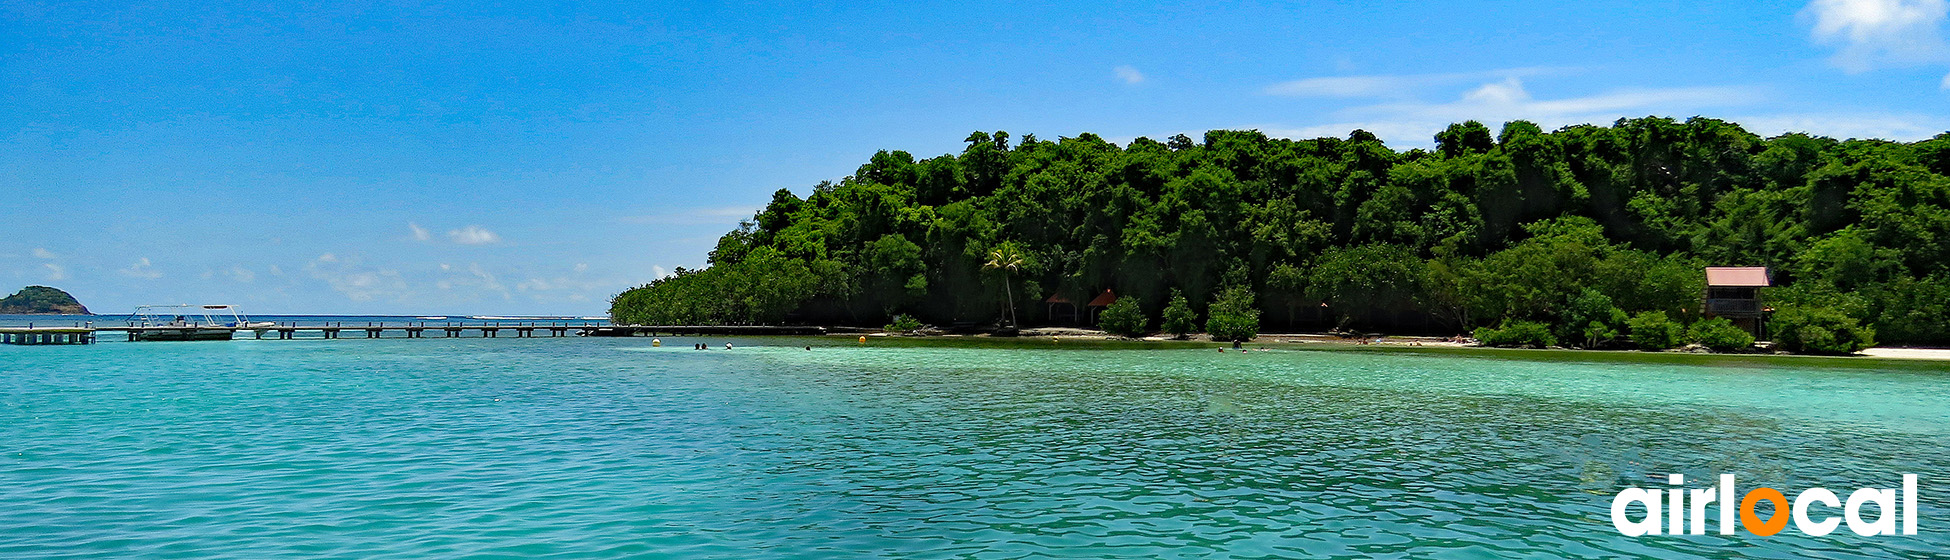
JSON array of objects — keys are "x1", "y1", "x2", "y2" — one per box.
[{"x1": 1740, "y1": 488, "x2": 1790, "y2": 536}]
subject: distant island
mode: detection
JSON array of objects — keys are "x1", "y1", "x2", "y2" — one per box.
[
  {"x1": 0, "y1": 286, "x2": 90, "y2": 315},
  {"x1": 610, "y1": 118, "x2": 1950, "y2": 355}
]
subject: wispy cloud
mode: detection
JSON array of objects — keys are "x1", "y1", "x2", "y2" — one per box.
[
  {"x1": 306, "y1": 253, "x2": 408, "y2": 302},
  {"x1": 43, "y1": 263, "x2": 67, "y2": 281},
  {"x1": 227, "y1": 265, "x2": 256, "y2": 283},
  {"x1": 618, "y1": 206, "x2": 758, "y2": 226},
  {"x1": 1730, "y1": 111, "x2": 1950, "y2": 141},
  {"x1": 1260, "y1": 77, "x2": 1760, "y2": 146},
  {"x1": 1114, "y1": 65, "x2": 1145, "y2": 85},
  {"x1": 119, "y1": 258, "x2": 162, "y2": 279},
  {"x1": 1803, "y1": 0, "x2": 1949, "y2": 84},
  {"x1": 32, "y1": 248, "x2": 56, "y2": 260},
  {"x1": 447, "y1": 225, "x2": 501, "y2": 245},
  {"x1": 468, "y1": 263, "x2": 510, "y2": 300},
  {"x1": 408, "y1": 222, "x2": 432, "y2": 242},
  {"x1": 1263, "y1": 67, "x2": 1563, "y2": 98}
]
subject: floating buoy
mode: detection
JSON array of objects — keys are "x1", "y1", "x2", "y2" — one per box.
[
  {"x1": 652, "y1": 338, "x2": 661, "y2": 347},
  {"x1": 858, "y1": 336, "x2": 866, "y2": 343}
]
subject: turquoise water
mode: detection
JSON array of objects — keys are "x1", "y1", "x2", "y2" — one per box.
[{"x1": 2, "y1": 338, "x2": 1946, "y2": 559}]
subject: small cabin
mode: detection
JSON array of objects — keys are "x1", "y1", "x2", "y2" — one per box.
[
  {"x1": 1045, "y1": 293, "x2": 1079, "y2": 325},
  {"x1": 1703, "y1": 267, "x2": 1769, "y2": 335},
  {"x1": 1086, "y1": 289, "x2": 1117, "y2": 324}
]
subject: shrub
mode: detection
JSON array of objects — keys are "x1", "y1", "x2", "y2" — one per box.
[
  {"x1": 1772, "y1": 306, "x2": 1875, "y2": 354},
  {"x1": 1204, "y1": 286, "x2": 1260, "y2": 342},
  {"x1": 1627, "y1": 311, "x2": 1686, "y2": 350},
  {"x1": 1473, "y1": 320, "x2": 1557, "y2": 348},
  {"x1": 1688, "y1": 317, "x2": 1755, "y2": 352},
  {"x1": 1558, "y1": 288, "x2": 1627, "y2": 348},
  {"x1": 1098, "y1": 296, "x2": 1148, "y2": 337},
  {"x1": 884, "y1": 314, "x2": 923, "y2": 333},
  {"x1": 1161, "y1": 289, "x2": 1197, "y2": 339}
]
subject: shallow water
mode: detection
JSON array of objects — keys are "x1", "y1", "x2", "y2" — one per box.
[{"x1": 2, "y1": 338, "x2": 1945, "y2": 558}]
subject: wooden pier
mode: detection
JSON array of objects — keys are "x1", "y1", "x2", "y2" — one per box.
[
  {"x1": 0, "y1": 327, "x2": 96, "y2": 345},
  {"x1": 67, "y1": 322, "x2": 827, "y2": 342}
]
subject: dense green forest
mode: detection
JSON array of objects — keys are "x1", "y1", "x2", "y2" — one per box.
[{"x1": 611, "y1": 117, "x2": 1950, "y2": 352}]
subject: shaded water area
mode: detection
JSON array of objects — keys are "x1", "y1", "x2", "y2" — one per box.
[{"x1": 2, "y1": 337, "x2": 1945, "y2": 558}]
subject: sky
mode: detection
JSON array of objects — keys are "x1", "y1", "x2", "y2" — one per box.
[{"x1": 5, "y1": 0, "x2": 1950, "y2": 316}]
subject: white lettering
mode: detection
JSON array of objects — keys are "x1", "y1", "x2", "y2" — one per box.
[
  {"x1": 1793, "y1": 488, "x2": 1840, "y2": 536},
  {"x1": 1846, "y1": 488, "x2": 1898, "y2": 536},
  {"x1": 1612, "y1": 487, "x2": 1663, "y2": 536}
]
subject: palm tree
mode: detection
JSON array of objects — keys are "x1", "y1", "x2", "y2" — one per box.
[{"x1": 983, "y1": 245, "x2": 1025, "y2": 326}]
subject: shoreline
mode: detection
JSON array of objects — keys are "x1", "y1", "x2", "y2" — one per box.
[{"x1": 842, "y1": 329, "x2": 1950, "y2": 370}]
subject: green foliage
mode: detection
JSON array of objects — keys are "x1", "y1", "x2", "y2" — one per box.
[
  {"x1": 1098, "y1": 296, "x2": 1148, "y2": 337},
  {"x1": 1204, "y1": 286, "x2": 1260, "y2": 342},
  {"x1": 1772, "y1": 305, "x2": 1876, "y2": 354},
  {"x1": 1688, "y1": 317, "x2": 1755, "y2": 352},
  {"x1": 1558, "y1": 289, "x2": 1627, "y2": 348},
  {"x1": 885, "y1": 314, "x2": 923, "y2": 333},
  {"x1": 0, "y1": 286, "x2": 88, "y2": 314},
  {"x1": 609, "y1": 120, "x2": 1950, "y2": 346},
  {"x1": 1307, "y1": 244, "x2": 1425, "y2": 328},
  {"x1": 1626, "y1": 311, "x2": 1687, "y2": 351},
  {"x1": 1161, "y1": 289, "x2": 1197, "y2": 339},
  {"x1": 1472, "y1": 320, "x2": 1557, "y2": 348}
]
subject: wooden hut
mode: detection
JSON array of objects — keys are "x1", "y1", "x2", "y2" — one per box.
[
  {"x1": 1086, "y1": 289, "x2": 1117, "y2": 324},
  {"x1": 1045, "y1": 294, "x2": 1079, "y2": 325},
  {"x1": 1704, "y1": 267, "x2": 1770, "y2": 336}
]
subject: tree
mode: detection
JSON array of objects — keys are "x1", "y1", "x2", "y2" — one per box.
[
  {"x1": 1161, "y1": 289, "x2": 1197, "y2": 339},
  {"x1": 983, "y1": 243, "x2": 1027, "y2": 326},
  {"x1": 1205, "y1": 286, "x2": 1260, "y2": 342},
  {"x1": 607, "y1": 120, "x2": 1950, "y2": 346},
  {"x1": 1688, "y1": 317, "x2": 1754, "y2": 352},
  {"x1": 1627, "y1": 311, "x2": 1686, "y2": 351},
  {"x1": 1473, "y1": 320, "x2": 1556, "y2": 348},
  {"x1": 1772, "y1": 305, "x2": 1875, "y2": 354},
  {"x1": 1558, "y1": 289, "x2": 1626, "y2": 349},
  {"x1": 1306, "y1": 244, "x2": 1425, "y2": 329},
  {"x1": 1099, "y1": 296, "x2": 1147, "y2": 337}
]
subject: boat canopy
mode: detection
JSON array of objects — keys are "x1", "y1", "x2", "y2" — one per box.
[{"x1": 130, "y1": 304, "x2": 252, "y2": 328}]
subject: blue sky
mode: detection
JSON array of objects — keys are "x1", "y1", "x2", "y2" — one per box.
[{"x1": 5, "y1": 0, "x2": 1950, "y2": 315}]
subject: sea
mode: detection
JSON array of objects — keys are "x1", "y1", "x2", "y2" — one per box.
[
  {"x1": 2, "y1": 333, "x2": 1946, "y2": 558},
  {"x1": 0, "y1": 314, "x2": 610, "y2": 330}
]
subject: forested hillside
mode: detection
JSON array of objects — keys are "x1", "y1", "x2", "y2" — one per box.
[{"x1": 611, "y1": 117, "x2": 1950, "y2": 350}]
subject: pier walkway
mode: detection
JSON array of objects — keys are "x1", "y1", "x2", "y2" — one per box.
[{"x1": 75, "y1": 322, "x2": 827, "y2": 341}]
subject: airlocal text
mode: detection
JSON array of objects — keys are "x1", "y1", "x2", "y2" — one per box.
[{"x1": 1611, "y1": 474, "x2": 1918, "y2": 536}]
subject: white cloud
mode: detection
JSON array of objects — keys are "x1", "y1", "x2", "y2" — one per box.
[
  {"x1": 31, "y1": 248, "x2": 56, "y2": 259},
  {"x1": 1729, "y1": 111, "x2": 1950, "y2": 141},
  {"x1": 1114, "y1": 65, "x2": 1145, "y2": 85},
  {"x1": 228, "y1": 266, "x2": 256, "y2": 283},
  {"x1": 43, "y1": 263, "x2": 66, "y2": 281},
  {"x1": 1259, "y1": 77, "x2": 1759, "y2": 146},
  {"x1": 1804, "y1": 0, "x2": 1949, "y2": 77},
  {"x1": 408, "y1": 222, "x2": 432, "y2": 242},
  {"x1": 467, "y1": 263, "x2": 510, "y2": 300},
  {"x1": 306, "y1": 253, "x2": 408, "y2": 302},
  {"x1": 119, "y1": 258, "x2": 162, "y2": 279},
  {"x1": 617, "y1": 206, "x2": 758, "y2": 226},
  {"x1": 447, "y1": 225, "x2": 501, "y2": 245},
  {"x1": 1263, "y1": 67, "x2": 1562, "y2": 98},
  {"x1": 574, "y1": 263, "x2": 588, "y2": 273},
  {"x1": 651, "y1": 265, "x2": 670, "y2": 279}
]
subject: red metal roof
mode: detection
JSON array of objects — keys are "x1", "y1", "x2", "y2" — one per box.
[
  {"x1": 1044, "y1": 294, "x2": 1073, "y2": 304},
  {"x1": 1086, "y1": 289, "x2": 1117, "y2": 307},
  {"x1": 1705, "y1": 267, "x2": 1770, "y2": 287}
]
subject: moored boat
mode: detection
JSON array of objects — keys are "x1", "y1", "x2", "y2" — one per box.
[{"x1": 127, "y1": 304, "x2": 263, "y2": 341}]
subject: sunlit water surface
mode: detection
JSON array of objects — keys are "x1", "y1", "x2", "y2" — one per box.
[{"x1": 2, "y1": 338, "x2": 1945, "y2": 559}]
